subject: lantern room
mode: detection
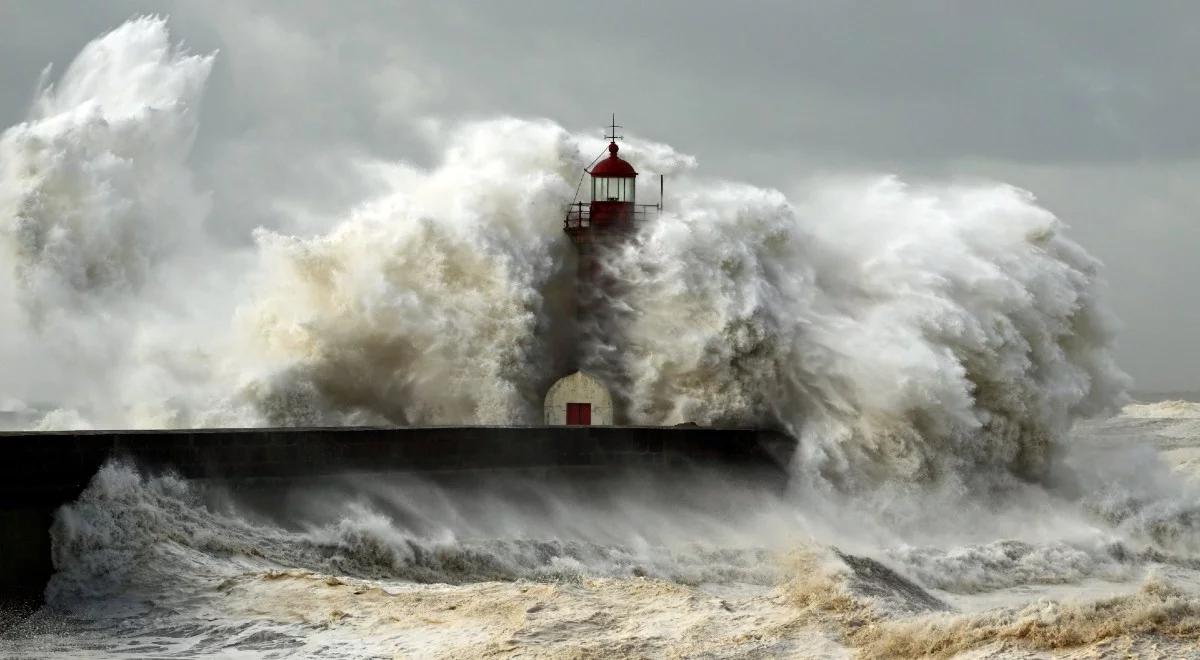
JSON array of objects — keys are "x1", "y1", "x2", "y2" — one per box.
[
  {"x1": 590, "y1": 141, "x2": 637, "y2": 204},
  {"x1": 585, "y1": 135, "x2": 638, "y2": 230}
]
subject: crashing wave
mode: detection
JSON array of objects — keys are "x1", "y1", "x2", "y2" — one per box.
[
  {"x1": 1123, "y1": 400, "x2": 1200, "y2": 419},
  {"x1": 0, "y1": 17, "x2": 1128, "y2": 490}
]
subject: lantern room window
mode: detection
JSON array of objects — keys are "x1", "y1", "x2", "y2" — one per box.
[{"x1": 592, "y1": 177, "x2": 636, "y2": 203}]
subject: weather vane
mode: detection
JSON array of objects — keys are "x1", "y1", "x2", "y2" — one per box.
[{"x1": 604, "y1": 113, "x2": 623, "y2": 142}]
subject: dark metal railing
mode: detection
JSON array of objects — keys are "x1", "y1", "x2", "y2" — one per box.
[{"x1": 563, "y1": 202, "x2": 661, "y2": 231}]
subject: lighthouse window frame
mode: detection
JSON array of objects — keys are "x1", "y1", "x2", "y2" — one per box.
[{"x1": 592, "y1": 177, "x2": 636, "y2": 203}]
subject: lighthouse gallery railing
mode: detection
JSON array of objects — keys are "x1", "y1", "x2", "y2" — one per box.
[{"x1": 563, "y1": 202, "x2": 661, "y2": 230}]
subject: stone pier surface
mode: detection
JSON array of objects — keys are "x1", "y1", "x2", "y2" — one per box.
[{"x1": 0, "y1": 425, "x2": 795, "y2": 612}]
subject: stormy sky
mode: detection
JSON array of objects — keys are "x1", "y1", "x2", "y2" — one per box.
[{"x1": 1, "y1": 1, "x2": 1197, "y2": 392}]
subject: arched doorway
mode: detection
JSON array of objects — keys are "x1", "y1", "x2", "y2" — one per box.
[{"x1": 543, "y1": 371, "x2": 613, "y2": 426}]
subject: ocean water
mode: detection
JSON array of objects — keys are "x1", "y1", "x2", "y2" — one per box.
[{"x1": 3, "y1": 400, "x2": 1200, "y2": 658}]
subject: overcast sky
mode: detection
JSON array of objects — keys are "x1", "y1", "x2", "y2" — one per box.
[{"x1": 1, "y1": 1, "x2": 1197, "y2": 392}]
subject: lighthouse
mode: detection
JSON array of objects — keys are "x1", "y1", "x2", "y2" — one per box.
[
  {"x1": 563, "y1": 115, "x2": 660, "y2": 278},
  {"x1": 546, "y1": 116, "x2": 661, "y2": 426}
]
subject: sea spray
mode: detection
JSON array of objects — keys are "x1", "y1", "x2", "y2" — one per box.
[
  {"x1": 0, "y1": 17, "x2": 238, "y2": 430},
  {"x1": 232, "y1": 119, "x2": 581, "y2": 426},
  {"x1": 601, "y1": 177, "x2": 1127, "y2": 489},
  {"x1": 0, "y1": 15, "x2": 211, "y2": 318},
  {"x1": 0, "y1": 18, "x2": 1128, "y2": 493}
]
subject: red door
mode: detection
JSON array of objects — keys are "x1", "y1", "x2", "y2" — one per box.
[{"x1": 566, "y1": 402, "x2": 592, "y2": 425}]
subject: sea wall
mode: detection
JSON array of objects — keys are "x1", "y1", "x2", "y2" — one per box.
[{"x1": 0, "y1": 425, "x2": 794, "y2": 611}]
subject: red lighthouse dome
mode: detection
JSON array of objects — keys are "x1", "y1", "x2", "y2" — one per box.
[{"x1": 588, "y1": 141, "x2": 638, "y2": 178}]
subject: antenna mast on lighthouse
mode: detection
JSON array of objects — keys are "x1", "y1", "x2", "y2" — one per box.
[{"x1": 605, "y1": 113, "x2": 623, "y2": 143}]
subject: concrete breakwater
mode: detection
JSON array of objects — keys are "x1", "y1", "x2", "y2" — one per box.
[{"x1": 0, "y1": 426, "x2": 795, "y2": 612}]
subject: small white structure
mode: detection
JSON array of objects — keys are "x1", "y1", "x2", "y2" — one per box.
[{"x1": 544, "y1": 371, "x2": 613, "y2": 426}]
